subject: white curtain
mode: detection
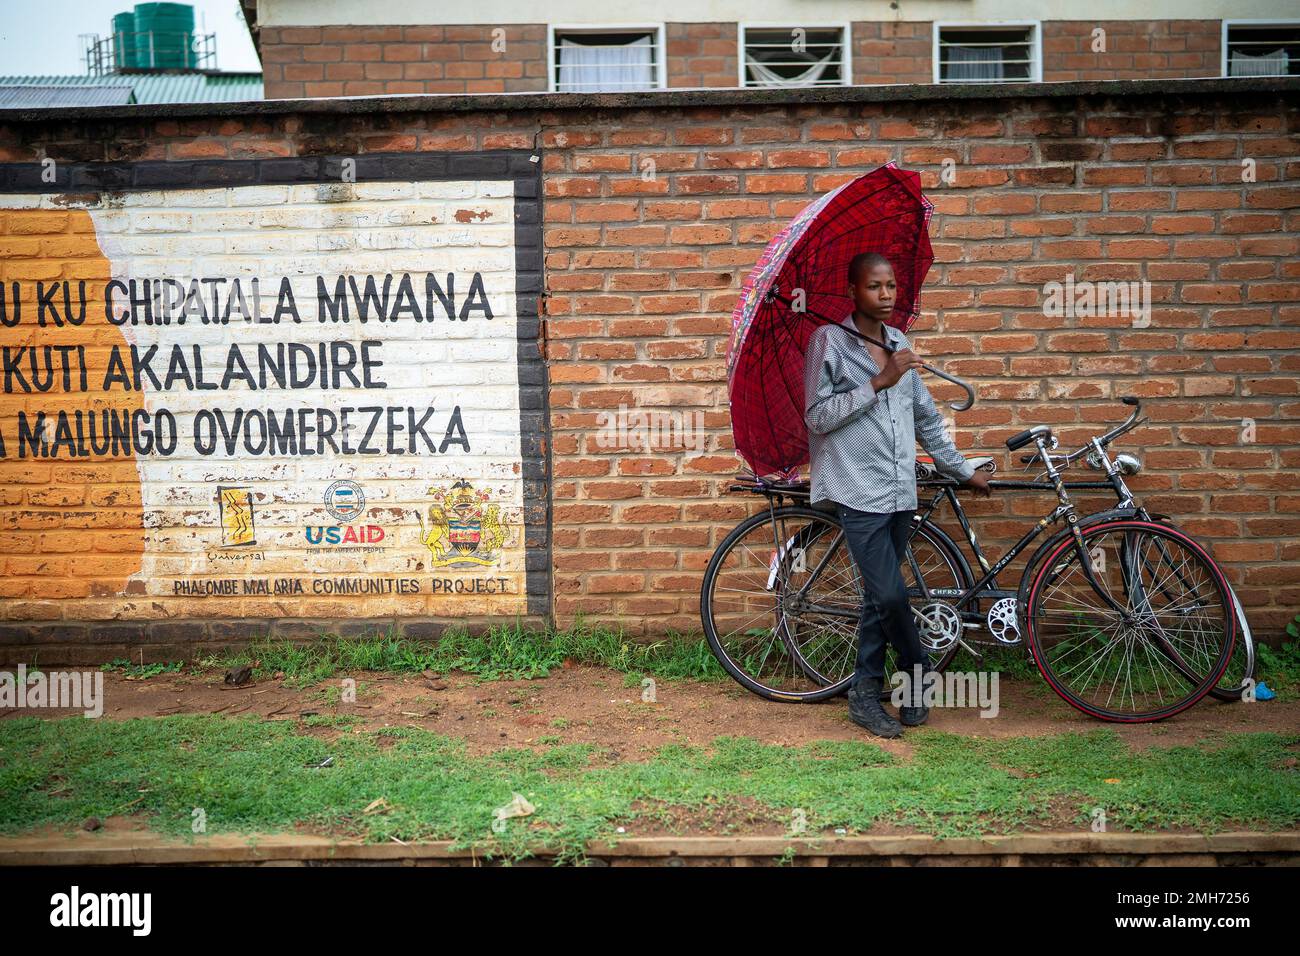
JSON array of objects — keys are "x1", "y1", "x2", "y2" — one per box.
[
  {"x1": 744, "y1": 50, "x2": 837, "y2": 87},
  {"x1": 558, "y1": 36, "x2": 654, "y2": 91},
  {"x1": 947, "y1": 45, "x2": 1005, "y2": 82},
  {"x1": 1230, "y1": 48, "x2": 1289, "y2": 77}
]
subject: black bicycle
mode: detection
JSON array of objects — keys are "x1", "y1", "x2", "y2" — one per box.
[{"x1": 700, "y1": 398, "x2": 1240, "y2": 722}]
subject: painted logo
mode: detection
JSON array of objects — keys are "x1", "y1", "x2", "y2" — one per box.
[
  {"x1": 323, "y1": 480, "x2": 365, "y2": 522},
  {"x1": 217, "y1": 486, "x2": 256, "y2": 547},
  {"x1": 418, "y1": 479, "x2": 508, "y2": 568},
  {"x1": 305, "y1": 525, "x2": 386, "y2": 545}
]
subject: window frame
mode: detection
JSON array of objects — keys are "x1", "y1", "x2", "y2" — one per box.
[
  {"x1": 932, "y1": 21, "x2": 1043, "y2": 85},
  {"x1": 737, "y1": 21, "x2": 853, "y2": 89},
  {"x1": 547, "y1": 23, "x2": 667, "y2": 93},
  {"x1": 1221, "y1": 19, "x2": 1300, "y2": 78}
]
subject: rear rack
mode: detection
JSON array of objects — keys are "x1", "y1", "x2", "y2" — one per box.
[
  {"x1": 728, "y1": 478, "x2": 811, "y2": 497},
  {"x1": 729, "y1": 475, "x2": 1114, "y2": 496}
]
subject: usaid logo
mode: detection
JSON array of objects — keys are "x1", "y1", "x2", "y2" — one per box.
[{"x1": 49, "y1": 886, "x2": 151, "y2": 936}]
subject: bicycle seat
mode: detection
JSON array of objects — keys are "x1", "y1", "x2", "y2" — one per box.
[{"x1": 916, "y1": 454, "x2": 996, "y2": 479}]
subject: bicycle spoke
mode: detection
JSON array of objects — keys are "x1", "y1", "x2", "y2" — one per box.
[{"x1": 1029, "y1": 522, "x2": 1231, "y2": 721}]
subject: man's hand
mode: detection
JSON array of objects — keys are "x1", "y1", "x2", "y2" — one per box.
[
  {"x1": 871, "y1": 348, "x2": 924, "y2": 392},
  {"x1": 964, "y1": 470, "x2": 992, "y2": 497}
]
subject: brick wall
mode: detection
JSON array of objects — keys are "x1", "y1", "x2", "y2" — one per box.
[
  {"x1": 852, "y1": 21, "x2": 933, "y2": 85},
  {"x1": 261, "y1": 20, "x2": 1228, "y2": 98},
  {"x1": 1043, "y1": 21, "x2": 1220, "y2": 81},
  {"x1": 668, "y1": 23, "x2": 738, "y2": 89},
  {"x1": 0, "y1": 79, "x2": 1297, "y2": 661},
  {"x1": 261, "y1": 24, "x2": 549, "y2": 97}
]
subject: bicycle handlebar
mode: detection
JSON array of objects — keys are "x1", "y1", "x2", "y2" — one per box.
[{"x1": 1017, "y1": 397, "x2": 1146, "y2": 469}]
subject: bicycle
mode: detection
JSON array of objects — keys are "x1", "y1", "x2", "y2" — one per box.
[
  {"x1": 700, "y1": 398, "x2": 1239, "y2": 722},
  {"x1": 998, "y1": 399, "x2": 1255, "y2": 702}
]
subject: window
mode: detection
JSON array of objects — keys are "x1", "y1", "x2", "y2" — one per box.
[
  {"x1": 1223, "y1": 22, "x2": 1300, "y2": 77},
  {"x1": 934, "y1": 23, "x2": 1040, "y2": 84},
  {"x1": 740, "y1": 25, "x2": 849, "y2": 88},
  {"x1": 549, "y1": 26, "x2": 665, "y2": 92}
]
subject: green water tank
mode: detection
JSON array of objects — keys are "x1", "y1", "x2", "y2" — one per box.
[
  {"x1": 130, "y1": 3, "x2": 197, "y2": 70},
  {"x1": 112, "y1": 11, "x2": 139, "y2": 70}
]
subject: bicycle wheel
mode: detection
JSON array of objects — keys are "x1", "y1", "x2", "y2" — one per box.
[
  {"x1": 783, "y1": 518, "x2": 972, "y2": 699},
  {"x1": 1025, "y1": 520, "x2": 1234, "y2": 722},
  {"x1": 701, "y1": 506, "x2": 856, "y2": 702},
  {"x1": 1123, "y1": 518, "x2": 1255, "y2": 703}
]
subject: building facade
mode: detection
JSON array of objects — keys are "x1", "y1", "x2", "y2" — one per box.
[{"x1": 248, "y1": 0, "x2": 1300, "y2": 98}]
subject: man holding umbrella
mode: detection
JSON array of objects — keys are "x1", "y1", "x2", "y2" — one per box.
[
  {"x1": 804, "y1": 252, "x2": 991, "y2": 738},
  {"x1": 727, "y1": 164, "x2": 991, "y2": 736}
]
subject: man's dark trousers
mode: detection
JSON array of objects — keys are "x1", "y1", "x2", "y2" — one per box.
[{"x1": 836, "y1": 504, "x2": 928, "y2": 691}]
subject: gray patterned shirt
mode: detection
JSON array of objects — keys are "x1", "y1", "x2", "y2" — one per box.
[{"x1": 803, "y1": 315, "x2": 974, "y2": 513}]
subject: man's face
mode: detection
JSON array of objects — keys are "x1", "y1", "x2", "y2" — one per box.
[{"x1": 849, "y1": 262, "x2": 896, "y2": 322}]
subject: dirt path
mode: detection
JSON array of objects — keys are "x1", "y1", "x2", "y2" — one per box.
[{"x1": 8, "y1": 665, "x2": 1293, "y2": 760}]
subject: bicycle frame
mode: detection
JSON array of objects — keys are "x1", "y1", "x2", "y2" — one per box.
[
  {"x1": 911, "y1": 417, "x2": 1229, "y2": 689},
  {"x1": 734, "y1": 400, "x2": 1160, "y2": 654},
  {"x1": 910, "y1": 476, "x2": 1115, "y2": 613}
]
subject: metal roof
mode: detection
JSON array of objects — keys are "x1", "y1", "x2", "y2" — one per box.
[
  {"x1": 0, "y1": 85, "x2": 135, "y2": 108},
  {"x1": 0, "y1": 73, "x2": 262, "y2": 106}
]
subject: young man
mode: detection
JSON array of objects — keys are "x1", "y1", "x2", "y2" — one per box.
[{"x1": 803, "y1": 252, "x2": 991, "y2": 738}]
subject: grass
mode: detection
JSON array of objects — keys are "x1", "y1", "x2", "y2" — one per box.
[
  {"x1": 1257, "y1": 639, "x2": 1300, "y2": 697},
  {"x1": 207, "y1": 618, "x2": 728, "y2": 689},
  {"x1": 99, "y1": 659, "x2": 186, "y2": 680},
  {"x1": 0, "y1": 715, "x2": 1294, "y2": 863}
]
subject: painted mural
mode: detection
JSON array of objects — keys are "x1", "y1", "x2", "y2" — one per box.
[{"x1": 0, "y1": 177, "x2": 531, "y2": 621}]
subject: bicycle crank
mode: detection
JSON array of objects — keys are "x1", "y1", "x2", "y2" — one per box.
[{"x1": 916, "y1": 601, "x2": 963, "y2": 652}]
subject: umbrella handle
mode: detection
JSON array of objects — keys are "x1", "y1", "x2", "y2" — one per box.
[
  {"x1": 919, "y1": 362, "x2": 976, "y2": 412},
  {"x1": 869, "y1": 330, "x2": 977, "y2": 412}
]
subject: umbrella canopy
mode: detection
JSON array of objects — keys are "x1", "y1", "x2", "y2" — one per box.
[{"x1": 726, "y1": 163, "x2": 936, "y2": 478}]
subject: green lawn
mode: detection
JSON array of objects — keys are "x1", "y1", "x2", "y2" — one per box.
[{"x1": 1, "y1": 714, "x2": 1295, "y2": 863}]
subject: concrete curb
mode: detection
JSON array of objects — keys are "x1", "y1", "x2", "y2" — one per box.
[{"x1": 2, "y1": 831, "x2": 1297, "y2": 866}]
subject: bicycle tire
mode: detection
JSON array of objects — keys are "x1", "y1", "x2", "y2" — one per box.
[
  {"x1": 1025, "y1": 519, "x2": 1234, "y2": 722},
  {"x1": 1207, "y1": 583, "x2": 1257, "y2": 702},
  {"x1": 700, "y1": 505, "x2": 852, "y2": 703}
]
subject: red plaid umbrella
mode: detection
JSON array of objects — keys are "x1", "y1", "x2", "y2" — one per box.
[{"x1": 726, "y1": 163, "x2": 971, "y2": 478}]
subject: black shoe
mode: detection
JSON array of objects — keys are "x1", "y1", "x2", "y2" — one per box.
[
  {"x1": 898, "y1": 701, "x2": 929, "y2": 726},
  {"x1": 847, "y1": 678, "x2": 902, "y2": 739},
  {"x1": 897, "y1": 665, "x2": 930, "y2": 726}
]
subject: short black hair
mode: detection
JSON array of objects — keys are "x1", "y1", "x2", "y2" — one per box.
[{"x1": 848, "y1": 252, "x2": 893, "y2": 285}]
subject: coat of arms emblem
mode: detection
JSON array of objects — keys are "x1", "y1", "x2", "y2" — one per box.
[{"x1": 417, "y1": 480, "x2": 508, "y2": 568}]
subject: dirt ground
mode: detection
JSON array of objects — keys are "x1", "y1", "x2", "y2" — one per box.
[{"x1": 9, "y1": 664, "x2": 1295, "y2": 761}]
